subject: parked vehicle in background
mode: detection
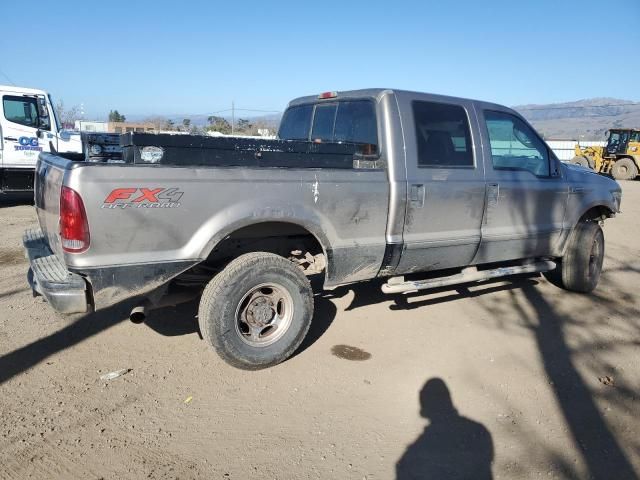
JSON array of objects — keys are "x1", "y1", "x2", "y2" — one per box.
[
  {"x1": 0, "y1": 85, "x2": 83, "y2": 193},
  {"x1": 572, "y1": 128, "x2": 640, "y2": 180},
  {"x1": 24, "y1": 88, "x2": 622, "y2": 369}
]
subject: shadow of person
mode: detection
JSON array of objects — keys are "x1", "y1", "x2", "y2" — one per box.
[{"x1": 396, "y1": 378, "x2": 494, "y2": 480}]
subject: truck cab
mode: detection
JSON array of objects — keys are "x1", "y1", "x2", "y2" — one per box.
[{"x1": 0, "y1": 85, "x2": 82, "y2": 192}]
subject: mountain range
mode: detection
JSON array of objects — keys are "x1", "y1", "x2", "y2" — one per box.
[{"x1": 514, "y1": 98, "x2": 640, "y2": 140}]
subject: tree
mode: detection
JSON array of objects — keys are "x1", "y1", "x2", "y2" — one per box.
[
  {"x1": 182, "y1": 118, "x2": 191, "y2": 130},
  {"x1": 108, "y1": 110, "x2": 126, "y2": 122},
  {"x1": 236, "y1": 118, "x2": 252, "y2": 132},
  {"x1": 164, "y1": 119, "x2": 175, "y2": 130},
  {"x1": 54, "y1": 100, "x2": 81, "y2": 129},
  {"x1": 205, "y1": 115, "x2": 232, "y2": 135}
]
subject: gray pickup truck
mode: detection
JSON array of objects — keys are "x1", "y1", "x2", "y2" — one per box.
[{"x1": 24, "y1": 88, "x2": 622, "y2": 369}]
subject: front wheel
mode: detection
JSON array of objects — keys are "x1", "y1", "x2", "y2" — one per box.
[
  {"x1": 544, "y1": 221, "x2": 604, "y2": 293},
  {"x1": 198, "y1": 252, "x2": 313, "y2": 370}
]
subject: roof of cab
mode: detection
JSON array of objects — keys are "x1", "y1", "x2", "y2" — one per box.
[
  {"x1": 287, "y1": 88, "x2": 508, "y2": 112},
  {"x1": 0, "y1": 84, "x2": 48, "y2": 96}
]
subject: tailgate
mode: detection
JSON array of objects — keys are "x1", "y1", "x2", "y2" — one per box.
[{"x1": 34, "y1": 153, "x2": 69, "y2": 258}]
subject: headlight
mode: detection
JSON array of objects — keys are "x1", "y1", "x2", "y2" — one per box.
[
  {"x1": 90, "y1": 144, "x2": 102, "y2": 156},
  {"x1": 612, "y1": 190, "x2": 622, "y2": 212}
]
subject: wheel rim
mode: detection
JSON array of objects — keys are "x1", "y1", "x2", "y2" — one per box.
[
  {"x1": 588, "y1": 233, "x2": 603, "y2": 279},
  {"x1": 234, "y1": 283, "x2": 294, "y2": 347}
]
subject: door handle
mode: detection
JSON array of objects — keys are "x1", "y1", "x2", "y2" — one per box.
[
  {"x1": 410, "y1": 184, "x2": 425, "y2": 207},
  {"x1": 3, "y1": 136, "x2": 18, "y2": 141},
  {"x1": 570, "y1": 186, "x2": 585, "y2": 194}
]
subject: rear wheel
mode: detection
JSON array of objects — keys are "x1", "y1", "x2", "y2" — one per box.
[
  {"x1": 572, "y1": 156, "x2": 592, "y2": 169},
  {"x1": 198, "y1": 252, "x2": 313, "y2": 370},
  {"x1": 544, "y1": 221, "x2": 604, "y2": 293},
  {"x1": 611, "y1": 157, "x2": 638, "y2": 180}
]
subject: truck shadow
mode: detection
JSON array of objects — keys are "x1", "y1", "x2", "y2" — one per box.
[
  {"x1": 0, "y1": 275, "x2": 544, "y2": 387},
  {"x1": 1, "y1": 268, "x2": 638, "y2": 480}
]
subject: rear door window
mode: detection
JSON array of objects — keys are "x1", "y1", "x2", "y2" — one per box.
[{"x1": 412, "y1": 101, "x2": 474, "y2": 167}]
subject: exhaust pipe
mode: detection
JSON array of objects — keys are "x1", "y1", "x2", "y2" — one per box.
[
  {"x1": 129, "y1": 290, "x2": 200, "y2": 324},
  {"x1": 129, "y1": 302, "x2": 149, "y2": 324}
]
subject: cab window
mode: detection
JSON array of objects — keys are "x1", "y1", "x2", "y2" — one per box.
[
  {"x1": 3, "y1": 95, "x2": 40, "y2": 128},
  {"x1": 279, "y1": 100, "x2": 378, "y2": 155},
  {"x1": 412, "y1": 101, "x2": 474, "y2": 167},
  {"x1": 311, "y1": 104, "x2": 336, "y2": 142},
  {"x1": 484, "y1": 111, "x2": 550, "y2": 177}
]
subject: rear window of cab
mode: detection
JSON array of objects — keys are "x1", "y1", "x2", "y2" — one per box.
[{"x1": 278, "y1": 100, "x2": 378, "y2": 155}]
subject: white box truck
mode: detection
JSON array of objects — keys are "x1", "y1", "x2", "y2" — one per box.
[{"x1": 0, "y1": 85, "x2": 83, "y2": 192}]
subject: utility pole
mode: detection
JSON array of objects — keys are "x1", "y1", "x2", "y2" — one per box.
[{"x1": 231, "y1": 100, "x2": 235, "y2": 135}]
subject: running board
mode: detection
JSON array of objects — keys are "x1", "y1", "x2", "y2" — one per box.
[{"x1": 381, "y1": 260, "x2": 556, "y2": 294}]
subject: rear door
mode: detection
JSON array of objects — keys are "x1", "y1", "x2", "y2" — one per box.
[
  {"x1": 0, "y1": 93, "x2": 51, "y2": 169},
  {"x1": 473, "y1": 108, "x2": 567, "y2": 262},
  {"x1": 394, "y1": 94, "x2": 486, "y2": 274}
]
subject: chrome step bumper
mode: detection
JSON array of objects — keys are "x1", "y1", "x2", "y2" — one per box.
[{"x1": 23, "y1": 228, "x2": 89, "y2": 314}]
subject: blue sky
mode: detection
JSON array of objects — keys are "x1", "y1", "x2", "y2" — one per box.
[{"x1": 1, "y1": 0, "x2": 638, "y2": 119}]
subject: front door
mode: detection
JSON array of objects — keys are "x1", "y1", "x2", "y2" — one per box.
[
  {"x1": 394, "y1": 95, "x2": 486, "y2": 274},
  {"x1": 473, "y1": 109, "x2": 568, "y2": 263},
  {"x1": 0, "y1": 94, "x2": 52, "y2": 169}
]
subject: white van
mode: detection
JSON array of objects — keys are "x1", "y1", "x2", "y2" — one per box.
[{"x1": 0, "y1": 85, "x2": 82, "y2": 192}]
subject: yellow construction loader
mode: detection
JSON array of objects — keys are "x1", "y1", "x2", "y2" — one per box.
[{"x1": 572, "y1": 128, "x2": 640, "y2": 180}]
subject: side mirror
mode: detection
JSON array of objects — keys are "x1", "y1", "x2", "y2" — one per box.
[
  {"x1": 36, "y1": 129, "x2": 43, "y2": 139},
  {"x1": 37, "y1": 97, "x2": 49, "y2": 119},
  {"x1": 59, "y1": 130, "x2": 71, "y2": 141}
]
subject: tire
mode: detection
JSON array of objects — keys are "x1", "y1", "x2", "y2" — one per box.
[
  {"x1": 611, "y1": 157, "x2": 638, "y2": 181},
  {"x1": 543, "y1": 221, "x2": 604, "y2": 293},
  {"x1": 198, "y1": 252, "x2": 313, "y2": 370},
  {"x1": 572, "y1": 156, "x2": 592, "y2": 169}
]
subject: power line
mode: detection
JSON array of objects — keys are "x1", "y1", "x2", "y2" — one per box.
[
  {"x1": 206, "y1": 107, "x2": 282, "y2": 116},
  {"x1": 0, "y1": 67, "x2": 16, "y2": 85},
  {"x1": 234, "y1": 108, "x2": 282, "y2": 113}
]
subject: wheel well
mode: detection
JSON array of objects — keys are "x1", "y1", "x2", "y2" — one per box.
[
  {"x1": 204, "y1": 222, "x2": 325, "y2": 271},
  {"x1": 580, "y1": 205, "x2": 614, "y2": 223}
]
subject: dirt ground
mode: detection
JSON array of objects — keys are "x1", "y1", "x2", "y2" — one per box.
[{"x1": 0, "y1": 183, "x2": 638, "y2": 480}]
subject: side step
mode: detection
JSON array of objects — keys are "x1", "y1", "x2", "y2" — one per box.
[{"x1": 381, "y1": 260, "x2": 556, "y2": 294}]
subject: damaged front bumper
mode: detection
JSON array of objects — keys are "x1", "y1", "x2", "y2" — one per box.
[{"x1": 23, "y1": 229, "x2": 90, "y2": 314}]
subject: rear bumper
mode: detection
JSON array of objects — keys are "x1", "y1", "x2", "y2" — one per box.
[{"x1": 23, "y1": 229, "x2": 89, "y2": 314}]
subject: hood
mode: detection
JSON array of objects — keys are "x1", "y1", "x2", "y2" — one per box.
[
  {"x1": 561, "y1": 162, "x2": 622, "y2": 212},
  {"x1": 562, "y1": 162, "x2": 619, "y2": 188}
]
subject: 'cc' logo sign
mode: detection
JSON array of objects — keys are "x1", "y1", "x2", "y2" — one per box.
[{"x1": 18, "y1": 137, "x2": 39, "y2": 147}]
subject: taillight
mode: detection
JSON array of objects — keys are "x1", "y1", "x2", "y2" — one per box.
[{"x1": 60, "y1": 186, "x2": 90, "y2": 253}]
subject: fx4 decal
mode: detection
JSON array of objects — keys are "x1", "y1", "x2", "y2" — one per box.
[{"x1": 102, "y1": 187, "x2": 183, "y2": 209}]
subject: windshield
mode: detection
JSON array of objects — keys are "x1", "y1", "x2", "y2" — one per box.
[{"x1": 607, "y1": 131, "x2": 629, "y2": 153}]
